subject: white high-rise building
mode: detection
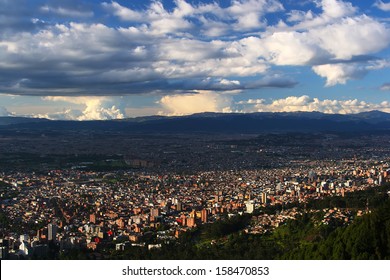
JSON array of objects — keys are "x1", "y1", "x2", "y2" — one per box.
[
  {"x1": 48, "y1": 223, "x2": 57, "y2": 242},
  {"x1": 19, "y1": 234, "x2": 29, "y2": 243},
  {"x1": 245, "y1": 201, "x2": 255, "y2": 214}
]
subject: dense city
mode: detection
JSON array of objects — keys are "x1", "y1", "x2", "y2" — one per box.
[{"x1": 1, "y1": 156, "x2": 389, "y2": 259}]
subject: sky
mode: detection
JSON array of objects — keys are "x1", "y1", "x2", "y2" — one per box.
[{"x1": 0, "y1": 0, "x2": 389, "y2": 120}]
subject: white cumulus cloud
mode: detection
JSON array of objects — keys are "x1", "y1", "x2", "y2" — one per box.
[
  {"x1": 40, "y1": 96, "x2": 125, "y2": 120},
  {"x1": 309, "y1": 15, "x2": 390, "y2": 60},
  {"x1": 158, "y1": 91, "x2": 233, "y2": 116},
  {"x1": 312, "y1": 63, "x2": 367, "y2": 86},
  {"x1": 238, "y1": 95, "x2": 390, "y2": 114},
  {"x1": 320, "y1": 0, "x2": 356, "y2": 18}
]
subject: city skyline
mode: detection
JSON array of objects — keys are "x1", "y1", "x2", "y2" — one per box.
[{"x1": 0, "y1": 0, "x2": 390, "y2": 120}]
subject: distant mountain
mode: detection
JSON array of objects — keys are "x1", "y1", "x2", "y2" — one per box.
[
  {"x1": 0, "y1": 116, "x2": 50, "y2": 126},
  {"x1": 352, "y1": 110, "x2": 390, "y2": 123},
  {"x1": 1, "y1": 111, "x2": 390, "y2": 133}
]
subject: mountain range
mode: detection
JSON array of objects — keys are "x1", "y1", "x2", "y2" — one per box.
[{"x1": 1, "y1": 111, "x2": 390, "y2": 134}]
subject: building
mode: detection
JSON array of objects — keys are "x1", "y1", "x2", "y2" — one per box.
[
  {"x1": 261, "y1": 192, "x2": 268, "y2": 205},
  {"x1": 176, "y1": 201, "x2": 183, "y2": 211},
  {"x1": 19, "y1": 241, "x2": 31, "y2": 256},
  {"x1": 201, "y1": 209, "x2": 208, "y2": 223},
  {"x1": 19, "y1": 234, "x2": 29, "y2": 243},
  {"x1": 245, "y1": 201, "x2": 255, "y2": 214},
  {"x1": 48, "y1": 223, "x2": 57, "y2": 242},
  {"x1": 90, "y1": 213, "x2": 96, "y2": 224}
]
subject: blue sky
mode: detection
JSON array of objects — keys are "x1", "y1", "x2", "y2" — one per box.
[{"x1": 0, "y1": 0, "x2": 389, "y2": 120}]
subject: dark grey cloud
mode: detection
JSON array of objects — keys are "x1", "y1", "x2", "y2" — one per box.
[
  {"x1": 156, "y1": 75, "x2": 298, "y2": 92},
  {"x1": 0, "y1": 0, "x2": 95, "y2": 38},
  {"x1": 0, "y1": 20, "x2": 271, "y2": 96},
  {"x1": 0, "y1": 0, "x2": 44, "y2": 36}
]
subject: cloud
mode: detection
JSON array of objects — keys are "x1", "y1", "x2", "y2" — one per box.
[
  {"x1": 0, "y1": 22, "x2": 271, "y2": 95},
  {"x1": 374, "y1": 1, "x2": 390, "y2": 11},
  {"x1": 238, "y1": 95, "x2": 390, "y2": 114},
  {"x1": 262, "y1": 15, "x2": 389, "y2": 66},
  {"x1": 309, "y1": 16, "x2": 390, "y2": 60},
  {"x1": 40, "y1": 5, "x2": 93, "y2": 18},
  {"x1": 312, "y1": 59, "x2": 390, "y2": 86},
  {"x1": 312, "y1": 63, "x2": 367, "y2": 86},
  {"x1": 227, "y1": 0, "x2": 284, "y2": 30},
  {"x1": 287, "y1": 10, "x2": 314, "y2": 23},
  {"x1": 288, "y1": 0, "x2": 357, "y2": 30},
  {"x1": 103, "y1": 0, "x2": 284, "y2": 33},
  {"x1": 101, "y1": 1, "x2": 143, "y2": 21},
  {"x1": 259, "y1": 5, "x2": 390, "y2": 85},
  {"x1": 158, "y1": 91, "x2": 233, "y2": 116},
  {"x1": 320, "y1": 0, "x2": 356, "y2": 19},
  {"x1": 40, "y1": 96, "x2": 125, "y2": 120},
  {"x1": 164, "y1": 75, "x2": 297, "y2": 92},
  {"x1": 0, "y1": 0, "x2": 46, "y2": 36},
  {"x1": 261, "y1": 31, "x2": 328, "y2": 65},
  {"x1": 102, "y1": 0, "x2": 194, "y2": 35}
]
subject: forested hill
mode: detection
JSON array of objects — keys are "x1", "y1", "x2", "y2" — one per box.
[{"x1": 283, "y1": 198, "x2": 390, "y2": 259}]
